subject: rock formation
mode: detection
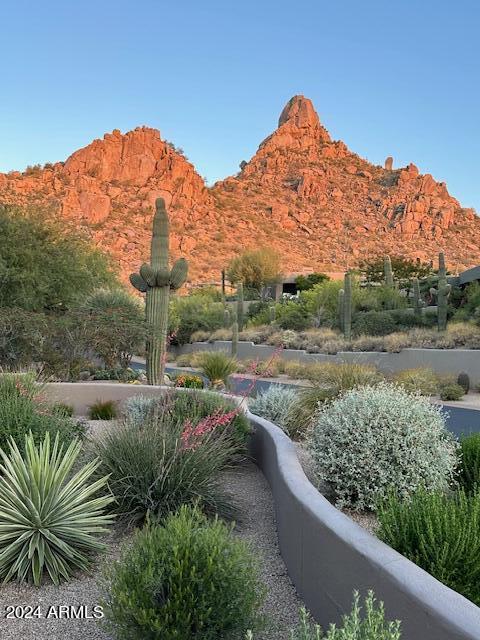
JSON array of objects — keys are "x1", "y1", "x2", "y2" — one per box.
[{"x1": 0, "y1": 95, "x2": 478, "y2": 283}]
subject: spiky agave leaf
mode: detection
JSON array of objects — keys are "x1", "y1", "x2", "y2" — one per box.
[{"x1": 0, "y1": 432, "x2": 114, "y2": 586}]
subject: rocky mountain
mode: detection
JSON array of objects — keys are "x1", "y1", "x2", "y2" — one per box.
[{"x1": 0, "y1": 95, "x2": 478, "y2": 284}]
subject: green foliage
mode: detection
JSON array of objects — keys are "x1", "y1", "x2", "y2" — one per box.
[
  {"x1": 197, "y1": 350, "x2": 238, "y2": 387},
  {"x1": 88, "y1": 400, "x2": 118, "y2": 420},
  {"x1": 309, "y1": 383, "x2": 458, "y2": 510},
  {"x1": 51, "y1": 402, "x2": 74, "y2": 417},
  {"x1": 0, "y1": 374, "x2": 85, "y2": 455},
  {"x1": 378, "y1": 489, "x2": 480, "y2": 605},
  {"x1": 360, "y1": 255, "x2": 433, "y2": 288},
  {"x1": 91, "y1": 367, "x2": 140, "y2": 382},
  {"x1": 429, "y1": 252, "x2": 451, "y2": 332},
  {"x1": 306, "y1": 362, "x2": 383, "y2": 390},
  {"x1": 102, "y1": 505, "x2": 265, "y2": 640},
  {"x1": 439, "y1": 382, "x2": 464, "y2": 401},
  {"x1": 170, "y1": 295, "x2": 225, "y2": 344},
  {"x1": 459, "y1": 433, "x2": 480, "y2": 494},
  {"x1": 353, "y1": 310, "x2": 397, "y2": 336},
  {"x1": 295, "y1": 273, "x2": 329, "y2": 292},
  {"x1": 301, "y1": 280, "x2": 344, "y2": 326},
  {"x1": 0, "y1": 307, "x2": 48, "y2": 369},
  {"x1": 249, "y1": 385, "x2": 299, "y2": 432},
  {"x1": 226, "y1": 247, "x2": 282, "y2": 293},
  {"x1": 393, "y1": 368, "x2": 438, "y2": 395},
  {"x1": 79, "y1": 289, "x2": 146, "y2": 369},
  {"x1": 0, "y1": 432, "x2": 113, "y2": 585},
  {"x1": 284, "y1": 385, "x2": 338, "y2": 439},
  {"x1": 0, "y1": 204, "x2": 116, "y2": 312},
  {"x1": 92, "y1": 401, "x2": 241, "y2": 525},
  {"x1": 276, "y1": 301, "x2": 312, "y2": 330}
]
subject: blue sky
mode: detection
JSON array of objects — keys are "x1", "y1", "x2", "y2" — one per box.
[{"x1": 1, "y1": 1, "x2": 479, "y2": 208}]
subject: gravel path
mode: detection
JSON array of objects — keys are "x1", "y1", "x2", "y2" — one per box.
[{"x1": 0, "y1": 461, "x2": 302, "y2": 640}]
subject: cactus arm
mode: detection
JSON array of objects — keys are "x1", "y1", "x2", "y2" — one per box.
[
  {"x1": 151, "y1": 198, "x2": 169, "y2": 269},
  {"x1": 384, "y1": 255, "x2": 394, "y2": 288},
  {"x1": 237, "y1": 282, "x2": 244, "y2": 332},
  {"x1": 343, "y1": 274, "x2": 352, "y2": 340},
  {"x1": 430, "y1": 252, "x2": 450, "y2": 331},
  {"x1": 231, "y1": 320, "x2": 238, "y2": 357},
  {"x1": 338, "y1": 288, "x2": 345, "y2": 332}
]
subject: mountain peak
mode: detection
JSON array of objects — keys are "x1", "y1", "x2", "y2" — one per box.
[{"x1": 278, "y1": 95, "x2": 320, "y2": 129}]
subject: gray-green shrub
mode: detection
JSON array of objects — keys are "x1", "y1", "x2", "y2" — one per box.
[
  {"x1": 248, "y1": 385, "x2": 299, "y2": 433},
  {"x1": 378, "y1": 489, "x2": 480, "y2": 605},
  {"x1": 102, "y1": 505, "x2": 265, "y2": 640},
  {"x1": 309, "y1": 383, "x2": 458, "y2": 510}
]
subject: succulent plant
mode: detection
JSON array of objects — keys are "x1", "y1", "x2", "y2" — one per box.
[
  {"x1": 130, "y1": 198, "x2": 188, "y2": 384},
  {"x1": 429, "y1": 252, "x2": 451, "y2": 332},
  {"x1": 458, "y1": 372, "x2": 470, "y2": 394},
  {"x1": 343, "y1": 273, "x2": 352, "y2": 340},
  {"x1": 236, "y1": 282, "x2": 244, "y2": 332},
  {"x1": 231, "y1": 320, "x2": 238, "y2": 357},
  {"x1": 412, "y1": 277, "x2": 425, "y2": 318},
  {"x1": 384, "y1": 255, "x2": 394, "y2": 288},
  {"x1": 338, "y1": 288, "x2": 345, "y2": 332}
]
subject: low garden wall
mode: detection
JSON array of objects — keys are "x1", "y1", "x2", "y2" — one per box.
[
  {"x1": 177, "y1": 340, "x2": 480, "y2": 379},
  {"x1": 248, "y1": 412, "x2": 480, "y2": 640}
]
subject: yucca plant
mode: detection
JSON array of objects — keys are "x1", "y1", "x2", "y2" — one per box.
[
  {"x1": 197, "y1": 351, "x2": 238, "y2": 388},
  {"x1": 0, "y1": 432, "x2": 114, "y2": 585}
]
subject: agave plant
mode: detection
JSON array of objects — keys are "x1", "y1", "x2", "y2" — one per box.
[
  {"x1": 0, "y1": 432, "x2": 114, "y2": 585},
  {"x1": 197, "y1": 351, "x2": 238, "y2": 389}
]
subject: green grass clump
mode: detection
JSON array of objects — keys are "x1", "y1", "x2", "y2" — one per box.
[
  {"x1": 102, "y1": 505, "x2": 265, "y2": 640},
  {"x1": 459, "y1": 433, "x2": 480, "y2": 494},
  {"x1": 88, "y1": 399, "x2": 118, "y2": 420},
  {"x1": 378, "y1": 489, "x2": 480, "y2": 605},
  {"x1": 197, "y1": 351, "x2": 238, "y2": 387},
  {"x1": 439, "y1": 382, "x2": 464, "y2": 401},
  {"x1": 393, "y1": 368, "x2": 438, "y2": 395}
]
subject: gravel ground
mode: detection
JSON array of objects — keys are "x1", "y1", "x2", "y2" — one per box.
[{"x1": 0, "y1": 459, "x2": 302, "y2": 640}]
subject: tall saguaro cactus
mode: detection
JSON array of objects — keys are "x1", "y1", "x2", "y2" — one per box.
[
  {"x1": 236, "y1": 282, "x2": 244, "y2": 332},
  {"x1": 338, "y1": 288, "x2": 345, "y2": 333},
  {"x1": 412, "y1": 277, "x2": 424, "y2": 318},
  {"x1": 429, "y1": 252, "x2": 451, "y2": 332},
  {"x1": 384, "y1": 255, "x2": 394, "y2": 288},
  {"x1": 130, "y1": 198, "x2": 188, "y2": 385},
  {"x1": 343, "y1": 273, "x2": 352, "y2": 340}
]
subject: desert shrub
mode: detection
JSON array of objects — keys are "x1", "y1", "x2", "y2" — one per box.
[
  {"x1": 226, "y1": 247, "x2": 281, "y2": 293},
  {"x1": 393, "y1": 368, "x2": 438, "y2": 395},
  {"x1": 307, "y1": 362, "x2": 383, "y2": 391},
  {"x1": 0, "y1": 307, "x2": 48, "y2": 369},
  {"x1": 0, "y1": 432, "x2": 113, "y2": 585},
  {"x1": 389, "y1": 308, "x2": 424, "y2": 329},
  {"x1": 248, "y1": 385, "x2": 299, "y2": 431},
  {"x1": 92, "y1": 409, "x2": 240, "y2": 525},
  {"x1": 88, "y1": 400, "x2": 118, "y2": 420},
  {"x1": 282, "y1": 360, "x2": 309, "y2": 379},
  {"x1": 123, "y1": 390, "x2": 250, "y2": 448},
  {"x1": 102, "y1": 505, "x2": 265, "y2": 640},
  {"x1": 383, "y1": 332, "x2": 412, "y2": 352},
  {"x1": 170, "y1": 295, "x2": 227, "y2": 345},
  {"x1": 174, "y1": 373, "x2": 204, "y2": 389},
  {"x1": 295, "y1": 273, "x2": 329, "y2": 291},
  {"x1": 77, "y1": 289, "x2": 145, "y2": 368},
  {"x1": 352, "y1": 310, "x2": 397, "y2": 337},
  {"x1": 284, "y1": 385, "x2": 338, "y2": 439},
  {"x1": 439, "y1": 382, "x2": 464, "y2": 401},
  {"x1": 276, "y1": 302, "x2": 312, "y2": 330},
  {"x1": 309, "y1": 383, "x2": 458, "y2": 510},
  {"x1": 239, "y1": 324, "x2": 276, "y2": 343},
  {"x1": 378, "y1": 489, "x2": 480, "y2": 605},
  {"x1": 459, "y1": 433, "x2": 480, "y2": 494},
  {"x1": 350, "y1": 334, "x2": 387, "y2": 352},
  {"x1": 190, "y1": 329, "x2": 213, "y2": 342},
  {"x1": 91, "y1": 367, "x2": 139, "y2": 382},
  {"x1": 51, "y1": 402, "x2": 74, "y2": 417},
  {"x1": 209, "y1": 327, "x2": 233, "y2": 341},
  {"x1": 0, "y1": 374, "x2": 85, "y2": 454},
  {"x1": 197, "y1": 351, "x2": 238, "y2": 387},
  {"x1": 292, "y1": 591, "x2": 401, "y2": 640},
  {"x1": 0, "y1": 203, "x2": 116, "y2": 312},
  {"x1": 175, "y1": 351, "x2": 202, "y2": 367}
]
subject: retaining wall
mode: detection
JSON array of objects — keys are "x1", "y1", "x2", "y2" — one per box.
[
  {"x1": 248, "y1": 412, "x2": 480, "y2": 640},
  {"x1": 177, "y1": 341, "x2": 480, "y2": 379}
]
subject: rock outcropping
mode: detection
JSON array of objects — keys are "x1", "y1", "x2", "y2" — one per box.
[{"x1": 0, "y1": 96, "x2": 478, "y2": 283}]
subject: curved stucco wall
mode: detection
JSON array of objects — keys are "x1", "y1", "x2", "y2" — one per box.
[{"x1": 248, "y1": 412, "x2": 480, "y2": 640}]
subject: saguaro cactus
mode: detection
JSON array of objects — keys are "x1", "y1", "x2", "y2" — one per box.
[
  {"x1": 231, "y1": 320, "x2": 238, "y2": 357},
  {"x1": 236, "y1": 282, "x2": 244, "y2": 331},
  {"x1": 130, "y1": 198, "x2": 188, "y2": 385},
  {"x1": 343, "y1": 273, "x2": 352, "y2": 340},
  {"x1": 338, "y1": 288, "x2": 345, "y2": 333},
  {"x1": 412, "y1": 277, "x2": 424, "y2": 318},
  {"x1": 429, "y1": 252, "x2": 451, "y2": 332},
  {"x1": 384, "y1": 255, "x2": 394, "y2": 288}
]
